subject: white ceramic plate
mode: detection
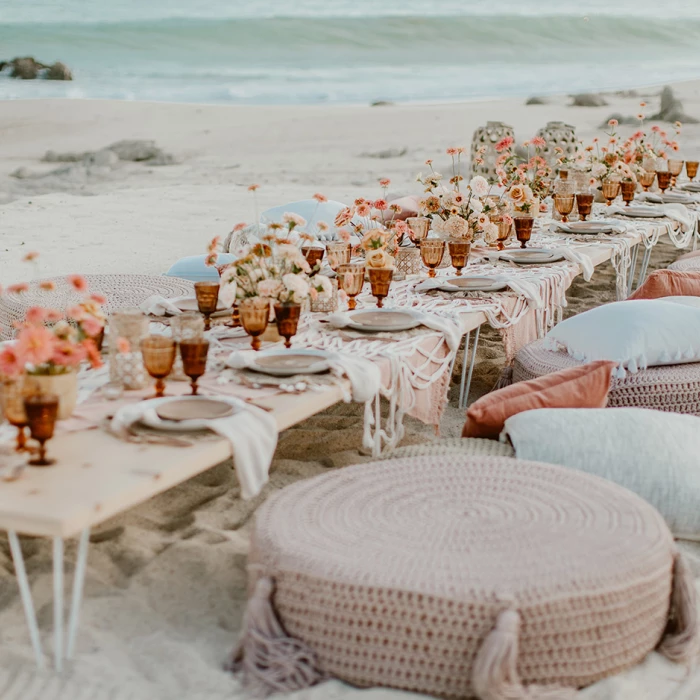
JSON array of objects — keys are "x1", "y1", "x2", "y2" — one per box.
[
  {"x1": 437, "y1": 276, "x2": 508, "y2": 293},
  {"x1": 644, "y1": 192, "x2": 694, "y2": 204},
  {"x1": 346, "y1": 309, "x2": 421, "y2": 333},
  {"x1": 139, "y1": 396, "x2": 240, "y2": 432},
  {"x1": 682, "y1": 183, "x2": 700, "y2": 193},
  {"x1": 613, "y1": 206, "x2": 666, "y2": 219},
  {"x1": 156, "y1": 397, "x2": 235, "y2": 422},
  {"x1": 555, "y1": 220, "x2": 622, "y2": 235},
  {"x1": 500, "y1": 249, "x2": 565, "y2": 265},
  {"x1": 173, "y1": 296, "x2": 230, "y2": 316},
  {"x1": 248, "y1": 349, "x2": 330, "y2": 377}
]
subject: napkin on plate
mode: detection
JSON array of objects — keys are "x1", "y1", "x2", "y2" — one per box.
[
  {"x1": 111, "y1": 396, "x2": 277, "y2": 500},
  {"x1": 139, "y1": 295, "x2": 188, "y2": 316},
  {"x1": 485, "y1": 248, "x2": 593, "y2": 282},
  {"x1": 611, "y1": 202, "x2": 693, "y2": 232},
  {"x1": 226, "y1": 349, "x2": 381, "y2": 403},
  {"x1": 414, "y1": 276, "x2": 544, "y2": 310},
  {"x1": 327, "y1": 310, "x2": 462, "y2": 352}
]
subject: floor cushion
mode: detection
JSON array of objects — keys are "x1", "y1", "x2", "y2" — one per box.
[
  {"x1": 629, "y1": 269, "x2": 700, "y2": 300},
  {"x1": 233, "y1": 456, "x2": 696, "y2": 699},
  {"x1": 164, "y1": 254, "x2": 235, "y2": 282},
  {"x1": 669, "y1": 251, "x2": 700, "y2": 272},
  {"x1": 463, "y1": 360, "x2": 616, "y2": 439},
  {"x1": 379, "y1": 437, "x2": 514, "y2": 460},
  {"x1": 505, "y1": 407, "x2": 700, "y2": 540},
  {"x1": 514, "y1": 339, "x2": 700, "y2": 415}
]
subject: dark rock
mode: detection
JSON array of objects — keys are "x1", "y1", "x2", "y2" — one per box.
[
  {"x1": 43, "y1": 150, "x2": 91, "y2": 163},
  {"x1": 10, "y1": 57, "x2": 41, "y2": 80},
  {"x1": 360, "y1": 147, "x2": 408, "y2": 159},
  {"x1": 614, "y1": 89, "x2": 640, "y2": 98},
  {"x1": 371, "y1": 100, "x2": 394, "y2": 107},
  {"x1": 570, "y1": 93, "x2": 608, "y2": 107},
  {"x1": 107, "y1": 139, "x2": 173, "y2": 162},
  {"x1": 650, "y1": 86, "x2": 700, "y2": 123},
  {"x1": 525, "y1": 96, "x2": 548, "y2": 105},
  {"x1": 45, "y1": 62, "x2": 72, "y2": 81}
]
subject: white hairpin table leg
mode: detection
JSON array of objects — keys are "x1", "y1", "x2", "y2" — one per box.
[
  {"x1": 372, "y1": 392, "x2": 382, "y2": 458},
  {"x1": 66, "y1": 528, "x2": 90, "y2": 660},
  {"x1": 635, "y1": 246, "x2": 653, "y2": 291},
  {"x1": 458, "y1": 331, "x2": 472, "y2": 410},
  {"x1": 459, "y1": 326, "x2": 481, "y2": 410},
  {"x1": 53, "y1": 537, "x2": 64, "y2": 671},
  {"x1": 627, "y1": 243, "x2": 640, "y2": 297},
  {"x1": 8, "y1": 531, "x2": 45, "y2": 669}
]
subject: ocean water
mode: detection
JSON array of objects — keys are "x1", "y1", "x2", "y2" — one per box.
[{"x1": 1, "y1": 0, "x2": 700, "y2": 104}]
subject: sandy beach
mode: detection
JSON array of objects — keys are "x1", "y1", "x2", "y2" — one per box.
[{"x1": 0, "y1": 83, "x2": 699, "y2": 699}]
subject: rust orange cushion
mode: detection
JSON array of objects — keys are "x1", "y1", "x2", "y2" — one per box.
[
  {"x1": 462, "y1": 360, "x2": 617, "y2": 439},
  {"x1": 628, "y1": 269, "x2": 700, "y2": 301}
]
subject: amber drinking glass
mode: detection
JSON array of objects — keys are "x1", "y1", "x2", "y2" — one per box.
[
  {"x1": 494, "y1": 217, "x2": 512, "y2": 251},
  {"x1": 326, "y1": 242, "x2": 351, "y2": 272},
  {"x1": 513, "y1": 217, "x2": 535, "y2": 248},
  {"x1": 601, "y1": 179, "x2": 620, "y2": 206},
  {"x1": 639, "y1": 170, "x2": 656, "y2": 192},
  {"x1": 0, "y1": 378, "x2": 29, "y2": 452},
  {"x1": 686, "y1": 161, "x2": 699, "y2": 181},
  {"x1": 337, "y1": 263, "x2": 365, "y2": 310},
  {"x1": 406, "y1": 217, "x2": 430, "y2": 246},
  {"x1": 576, "y1": 193, "x2": 594, "y2": 221},
  {"x1": 367, "y1": 267, "x2": 393, "y2": 308},
  {"x1": 302, "y1": 246, "x2": 324, "y2": 271},
  {"x1": 194, "y1": 281, "x2": 220, "y2": 331},
  {"x1": 447, "y1": 240, "x2": 471, "y2": 275},
  {"x1": 620, "y1": 180, "x2": 636, "y2": 206},
  {"x1": 179, "y1": 339, "x2": 210, "y2": 395},
  {"x1": 554, "y1": 195, "x2": 575, "y2": 223},
  {"x1": 140, "y1": 336, "x2": 176, "y2": 398},
  {"x1": 273, "y1": 303, "x2": 301, "y2": 349},
  {"x1": 656, "y1": 170, "x2": 672, "y2": 194},
  {"x1": 668, "y1": 159, "x2": 684, "y2": 188},
  {"x1": 419, "y1": 239, "x2": 445, "y2": 278},
  {"x1": 23, "y1": 394, "x2": 59, "y2": 466},
  {"x1": 238, "y1": 297, "x2": 270, "y2": 351}
]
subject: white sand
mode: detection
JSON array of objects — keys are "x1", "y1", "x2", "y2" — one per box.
[{"x1": 1, "y1": 84, "x2": 700, "y2": 699}]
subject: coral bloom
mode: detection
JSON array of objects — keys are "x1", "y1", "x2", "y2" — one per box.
[
  {"x1": 68, "y1": 275, "x2": 88, "y2": 293},
  {"x1": 83, "y1": 339, "x2": 104, "y2": 370},
  {"x1": 379, "y1": 178, "x2": 391, "y2": 188},
  {"x1": 312, "y1": 193, "x2": 327, "y2": 203},
  {"x1": 355, "y1": 203, "x2": 371, "y2": 217},
  {"x1": 117, "y1": 337, "x2": 131, "y2": 354},
  {"x1": 446, "y1": 147, "x2": 459, "y2": 156},
  {"x1": 232, "y1": 222, "x2": 247, "y2": 232},
  {"x1": 23, "y1": 251, "x2": 40, "y2": 262},
  {"x1": 25, "y1": 307, "x2": 47, "y2": 325},
  {"x1": 530, "y1": 136, "x2": 546, "y2": 149},
  {"x1": 16, "y1": 325, "x2": 55, "y2": 365},
  {"x1": 52, "y1": 340, "x2": 87, "y2": 368},
  {"x1": 0, "y1": 345, "x2": 25, "y2": 377},
  {"x1": 81, "y1": 316, "x2": 103, "y2": 337},
  {"x1": 90, "y1": 293, "x2": 107, "y2": 305},
  {"x1": 373, "y1": 199, "x2": 388, "y2": 211},
  {"x1": 7, "y1": 282, "x2": 29, "y2": 294},
  {"x1": 39, "y1": 280, "x2": 56, "y2": 292},
  {"x1": 608, "y1": 119, "x2": 618, "y2": 127},
  {"x1": 247, "y1": 184, "x2": 260, "y2": 192},
  {"x1": 45, "y1": 309, "x2": 63, "y2": 323}
]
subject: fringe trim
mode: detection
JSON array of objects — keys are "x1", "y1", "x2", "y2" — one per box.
[
  {"x1": 659, "y1": 553, "x2": 700, "y2": 665},
  {"x1": 228, "y1": 577, "x2": 326, "y2": 695},
  {"x1": 493, "y1": 366, "x2": 514, "y2": 391},
  {"x1": 471, "y1": 608, "x2": 577, "y2": 700}
]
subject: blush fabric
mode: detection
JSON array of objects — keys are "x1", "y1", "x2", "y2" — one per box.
[
  {"x1": 629, "y1": 269, "x2": 700, "y2": 300},
  {"x1": 668, "y1": 250, "x2": 700, "y2": 272},
  {"x1": 387, "y1": 194, "x2": 421, "y2": 220},
  {"x1": 462, "y1": 360, "x2": 616, "y2": 439}
]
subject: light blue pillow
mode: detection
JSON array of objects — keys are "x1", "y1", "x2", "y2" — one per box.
[{"x1": 165, "y1": 254, "x2": 236, "y2": 283}]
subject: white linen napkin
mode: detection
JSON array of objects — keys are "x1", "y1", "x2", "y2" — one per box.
[
  {"x1": 327, "y1": 310, "x2": 462, "y2": 352},
  {"x1": 110, "y1": 397, "x2": 277, "y2": 500},
  {"x1": 226, "y1": 349, "x2": 381, "y2": 403},
  {"x1": 414, "y1": 276, "x2": 544, "y2": 309},
  {"x1": 139, "y1": 294, "x2": 186, "y2": 316},
  {"x1": 611, "y1": 202, "x2": 693, "y2": 232},
  {"x1": 556, "y1": 247, "x2": 594, "y2": 281}
]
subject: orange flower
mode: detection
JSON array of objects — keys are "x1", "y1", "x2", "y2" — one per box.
[
  {"x1": 82, "y1": 338, "x2": 103, "y2": 370},
  {"x1": 16, "y1": 325, "x2": 55, "y2": 365},
  {"x1": 247, "y1": 184, "x2": 260, "y2": 192},
  {"x1": 22, "y1": 251, "x2": 40, "y2": 262},
  {"x1": 45, "y1": 309, "x2": 63, "y2": 323},
  {"x1": 90, "y1": 293, "x2": 106, "y2": 305},
  {"x1": 379, "y1": 178, "x2": 391, "y2": 187},
  {"x1": 312, "y1": 193, "x2": 327, "y2": 203},
  {"x1": 7, "y1": 282, "x2": 29, "y2": 294},
  {"x1": 39, "y1": 280, "x2": 56, "y2": 292},
  {"x1": 232, "y1": 222, "x2": 246, "y2": 232},
  {"x1": 373, "y1": 199, "x2": 388, "y2": 211},
  {"x1": 0, "y1": 345, "x2": 25, "y2": 377},
  {"x1": 68, "y1": 275, "x2": 88, "y2": 292},
  {"x1": 117, "y1": 337, "x2": 131, "y2": 354},
  {"x1": 51, "y1": 340, "x2": 87, "y2": 368},
  {"x1": 25, "y1": 307, "x2": 47, "y2": 325}
]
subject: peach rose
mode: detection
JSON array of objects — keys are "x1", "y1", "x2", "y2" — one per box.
[{"x1": 365, "y1": 250, "x2": 393, "y2": 269}]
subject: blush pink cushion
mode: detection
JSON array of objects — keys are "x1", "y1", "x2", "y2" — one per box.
[
  {"x1": 629, "y1": 269, "x2": 700, "y2": 300},
  {"x1": 387, "y1": 195, "x2": 421, "y2": 220},
  {"x1": 463, "y1": 360, "x2": 616, "y2": 439}
]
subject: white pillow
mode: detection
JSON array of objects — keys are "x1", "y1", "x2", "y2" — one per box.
[
  {"x1": 545, "y1": 299, "x2": 700, "y2": 376},
  {"x1": 261, "y1": 200, "x2": 346, "y2": 240},
  {"x1": 504, "y1": 407, "x2": 700, "y2": 539},
  {"x1": 165, "y1": 254, "x2": 235, "y2": 282}
]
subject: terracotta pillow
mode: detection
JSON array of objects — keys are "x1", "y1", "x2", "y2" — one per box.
[
  {"x1": 628, "y1": 269, "x2": 700, "y2": 300},
  {"x1": 463, "y1": 360, "x2": 616, "y2": 439},
  {"x1": 387, "y1": 195, "x2": 421, "y2": 220}
]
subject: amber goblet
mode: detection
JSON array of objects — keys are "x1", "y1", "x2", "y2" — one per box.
[
  {"x1": 447, "y1": 240, "x2": 471, "y2": 275},
  {"x1": 494, "y1": 217, "x2": 513, "y2": 251},
  {"x1": 419, "y1": 239, "x2": 445, "y2": 278},
  {"x1": 23, "y1": 394, "x2": 59, "y2": 467},
  {"x1": 639, "y1": 170, "x2": 656, "y2": 192},
  {"x1": 326, "y1": 242, "x2": 351, "y2": 272},
  {"x1": 367, "y1": 267, "x2": 393, "y2": 308},
  {"x1": 668, "y1": 159, "x2": 684, "y2": 188},
  {"x1": 302, "y1": 246, "x2": 324, "y2": 272},
  {"x1": 238, "y1": 297, "x2": 270, "y2": 351},
  {"x1": 656, "y1": 171, "x2": 672, "y2": 194},
  {"x1": 140, "y1": 336, "x2": 176, "y2": 398},
  {"x1": 601, "y1": 179, "x2": 620, "y2": 207},
  {"x1": 576, "y1": 193, "x2": 594, "y2": 221},
  {"x1": 337, "y1": 263, "x2": 365, "y2": 310},
  {"x1": 513, "y1": 217, "x2": 535, "y2": 248},
  {"x1": 406, "y1": 217, "x2": 430, "y2": 246},
  {"x1": 554, "y1": 194, "x2": 575, "y2": 223},
  {"x1": 179, "y1": 339, "x2": 210, "y2": 395},
  {"x1": 0, "y1": 378, "x2": 29, "y2": 452},
  {"x1": 686, "y1": 161, "x2": 699, "y2": 181},
  {"x1": 274, "y1": 303, "x2": 301, "y2": 349},
  {"x1": 194, "y1": 281, "x2": 220, "y2": 331},
  {"x1": 620, "y1": 180, "x2": 636, "y2": 206}
]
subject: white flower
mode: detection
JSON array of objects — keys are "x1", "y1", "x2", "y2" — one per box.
[
  {"x1": 282, "y1": 273, "x2": 310, "y2": 301},
  {"x1": 469, "y1": 175, "x2": 489, "y2": 198},
  {"x1": 220, "y1": 280, "x2": 237, "y2": 307},
  {"x1": 257, "y1": 279, "x2": 284, "y2": 299},
  {"x1": 591, "y1": 163, "x2": 607, "y2": 178},
  {"x1": 442, "y1": 215, "x2": 471, "y2": 239},
  {"x1": 282, "y1": 212, "x2": 307, "y2": 229},
  {"x1": 483, "y1": 222, "x2": 499, "y2": 244},
  {"x1": 313, "y1": 274, "x2": 333, "y2": 299}
]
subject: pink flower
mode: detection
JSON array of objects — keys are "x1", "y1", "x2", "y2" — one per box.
[
  {"x1": 356, "y1": 203, "x2": 371, "y2": 217},
  {"x1": 312, "y1": 193, "x2": 327, "y2": 203},
  {"x1": 66, "y1": 305, "x2": 86, "y2": 321},
  {"x1": 0, "y1": 345, "x2": 25, "y2": 377},
  {"x1": 16, "y1": 325, "x2": 55, "y2": 365},
  {"x1": 25, "y1": 307, "x2": 46, "y2": 325},
  {"x1": 640, "y1": 101, "x2": 647, "y2": 108},
  {"x1": 51, "y1": 340, "x2": 87, "y2": 368},
  {"x1": 117, "y1": 337, "x2": 131, "y2": 354},
  {"x1": 379, "y1": 178, "x2": 391, "y2": 187},
  {"x1": 232, "y1": 222, "x2": 246, "y2": 232},
  {"x1": 424, "y1": 159, "x2": 433, "y2": 165},
  {"x1": 68, "y1": 275, "x2": 88, "y2": 293},
  {"x1": 373, "y1": 199, "x2": 388, "y2": 211},
  {"x1": 247, "y1": 184, "x2": 260, "y2": 192},
  {"x1": 23, "y1": 251, "x2": 40, "y2": 262},
  {"x1": 530, "y1": 136, "x2": 546, "y2": 148},
  {"x1": 81, "y1": 316, "x2": 103, "y2": 337},
  {"x1": 335, "y1": 208, "x2": 354, "y2": 227},
  {"x1": 651, "y1": 125, "x2": 661, "y2": 133},
  {"x1": 39, "y1": 280, "x2": 56, "y2": 292},
  {"x1": 495, "y1": 136, "x2": 514, "y2": 153},
  {"x1": 90, "y1": 293, "x2": 106, "y2": 305},
  {"x1": 7, "y1": 282, "x2": 29, "y2": 294},
  {"x1": 45, "y1": 309, "x2": 63, "y2": 323},
  {"x1": 83, "y1": 339, "x2": 103, "y2": 370},
  {"x1": 608, "y1": 119, "x2": 618, "y2": 127},
  {"x1": 317, "y1": 221, "x2": 329, "y2": 232},
  {"x1": 205, "y1": 253, "x2": 218, "y2": 267},
  {"x1": 354, "y1": 198, "x2": 366, "y2": 207},
  {"x1": 446, "y1": 147, "x2": 459, "y2": 156},
  {"x1": 337, "y1": 228, "x2": 352, "y2": 243}
]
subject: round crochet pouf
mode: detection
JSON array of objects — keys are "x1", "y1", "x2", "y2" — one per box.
[
  {"x1": 669, "y1": 255, "x2": 700, "y2": 272},
  {"x1": 233, "y1": 456, "x2": 696, "y2": 699},
  {"x1": 514, "y1": 339, "x2": 700, "y2": 415}
]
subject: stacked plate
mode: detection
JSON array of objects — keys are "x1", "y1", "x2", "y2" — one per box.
[
  {"x1": 612, "y1": 205, "x2": 666, "y2": 219},
  {"x1": 171, "y1": 296, "x2": 231, "y2": 317},
  {"x1": 343, "y1": 309, "x2": 422, "y2": 332},
  {"x1": 246, "y1": 349, "x2": 331, "y2": 376},
  {"x1": 140, "y1": 396, "x2": 238, "y2": 431},
  {"x1": 554, "y1": 220, "x2": 625, "y2": 235},
  {"x1": 642, "y1": 192, "x2": 695, "y2": 205},
  {"x1": 435, "y1": 276, "x2": 508, "y2": 293},
  {"x1": 682, "y1": 182, "x2": 700, "y2": 193},
  {"x1": 499, "y1": 249, "x2": 565, "y2": 265}
]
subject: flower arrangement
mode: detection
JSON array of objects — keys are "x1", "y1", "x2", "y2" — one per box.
[
  {"x1": 416, "y1": 148, "x2": 498, "y2": 244},
  {"x1": 219, "y1": 215, "x2": 333, "y2": 306},
  {"x1": 583, "y1": 119, "x2": 640, "y2": 188},
  {"x1": 0, "y1": 273, "x2": 105, "y2": 378}
]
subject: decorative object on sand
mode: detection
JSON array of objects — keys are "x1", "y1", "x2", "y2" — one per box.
[
  {"x1": 470, "y1": 120, "x2": 514, "y2": 179},
  {"x1": 536, "y1": 120, "x2": 577, "y2": 170}
]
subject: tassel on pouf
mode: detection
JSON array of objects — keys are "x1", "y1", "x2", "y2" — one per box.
[
  {"x1": 492, "y1": 366, "x2": 514, "y2": 391},
  {"x1": 228, "y1": 577, "x2": 326, "y2": 695},
  {"x1": 471, "y1": 608, "x2": 577, "y2": 700},
  {"x1": 659, "y1": 553, "x2": 700, "y2": 664}
]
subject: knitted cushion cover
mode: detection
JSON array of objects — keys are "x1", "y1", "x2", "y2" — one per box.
[
  {"x1": 514, "y1": 339, "x2": 700, "y2": 415},
  {"x1": 379, "y1": 437, "x2": 515, "y2": 461},
  {"x1": 669, "y1": 255, "x2": 700, "y2": 272},
  {"x1": 234, "y1": 456, "x2": 696, "y2": 699}
]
